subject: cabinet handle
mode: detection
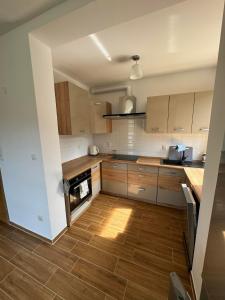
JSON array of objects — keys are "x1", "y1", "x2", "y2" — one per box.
[
  {"x1": 138, "y1": 187, "x2": 146, "y2": 191},
  {"x1": 199, "y1": 128, "x2": 209, "y2": 132},
  {"x1": 92, "y1": 165, "x2": 98, "y2": 170},
  {"x1": 138, "y1": 174, "x2": 144, "y2": 177},
  {"x1": 113, "y1": 164, "x2": 119, "y2": 168},
  {"x1": 151, "y1": 127, "x2": 159, "y2": 132},
  {"x1": 174, "y1": 128, "x2": 185, "y2": 132},
  {"x1": 80, "y1": 129, "x2": 85, "y2": 133}
]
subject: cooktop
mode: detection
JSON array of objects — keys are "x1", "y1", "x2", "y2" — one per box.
[{"x1": 112, "y1": 154, "x2": 139, "y2": 161}]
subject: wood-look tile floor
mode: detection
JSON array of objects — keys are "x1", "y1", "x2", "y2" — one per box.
[{"x1": 0, "y1": 194, "x2": 193, "y2": 300}]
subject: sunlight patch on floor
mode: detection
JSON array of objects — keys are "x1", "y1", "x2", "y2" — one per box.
[{"x1": 100, "y1": 208, "x2": 132, "y2": 239}]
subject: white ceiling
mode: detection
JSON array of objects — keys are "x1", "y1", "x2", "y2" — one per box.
[
  {"x1": 0, "y1": 0, "x2": 65, "y2": 35},
  {"x1": 52, "y1": 0, "x2": 224, "y2": 87}
]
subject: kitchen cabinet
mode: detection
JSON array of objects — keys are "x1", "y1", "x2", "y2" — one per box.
[
  {"x1": 192, "y1": 91, "x2": 213, "y2": 133},
  {"x1": 101, "y1": 162, "x2": 127, "y2": 197},
  {"x1": 146, "y1": 95, "x2": 169, "y2": 133},
  {"x1": 157, "y1": 168, "x2": 186, "y2": 208},
  {"x1": 168, "y1": 93, "x2": 195, "y2": 134},
  {"x1": 55, "y1": 81, "x2": 90, "y2": 135},
  {"x1": 91, "y1": 100, "x2": 112, "y2": 134},
  {"x1": 127, "y1": 164, "x2": 158, "y2": 203},
  {"x1": 91, "y1": 163, "x2": 101, "y2": 199}
]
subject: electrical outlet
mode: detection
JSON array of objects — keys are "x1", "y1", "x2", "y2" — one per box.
[
  {"x1": 37, "y1": 215, "x2": 43, "y2": 222},
  {"x1": 31, "y1": 154, "x2": 37, "y2": 161}
]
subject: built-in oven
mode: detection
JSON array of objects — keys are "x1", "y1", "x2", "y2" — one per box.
[
  {"x1": 181, "y1": 183, "x2": 199, "y2": 270},
  {"x1": 63, "y1": 169, "x2": 92, "y2": 225}
]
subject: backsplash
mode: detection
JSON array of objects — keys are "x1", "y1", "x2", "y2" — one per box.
[
  {"x1": 59, "y1": 135, "x2": 93, "y2": 163},
  {"x1": 93, "y1": 119, "x2": 208, "y2": 160}
]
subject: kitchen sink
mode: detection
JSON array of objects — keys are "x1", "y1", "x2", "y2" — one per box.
[{"x1": 161, "y1": 159, "x2": 204, "y2": 168}]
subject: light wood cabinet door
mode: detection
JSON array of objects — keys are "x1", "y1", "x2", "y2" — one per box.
[
  {"x1": 91, "y1": 100, "x2": 112, "y2": 134},
  {"x1": 54, "y1": 81, "x2": 90, "y2": 135},
  {"x1": 55, "y1": 82, "x2": 72, "y2": 135},
  {"x1": 192, "y1": 91, "x2": 213, "y2": 133},
  {"x1": 91, "y1": 163, "x2": 101, "y2": 199},
  {"x1": 157, "y1": 168, "x2": 186, "y2": 208},
  {"x1": 69, "y1": 83, "x2": 90, "y2": 135},
  {"x1": 146, "y1": 95, "x2": 169, "y2": 133},
  {"x1": 101, "y1": 162, "x2": 127, "y2": 197},
  {"x1": 168, "y1": 93, "x2": 194, "y2": 133}
]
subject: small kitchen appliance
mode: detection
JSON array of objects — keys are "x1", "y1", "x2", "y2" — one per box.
[{"x1": 89, "y1": 145, "x2": 99, "y2": 156}]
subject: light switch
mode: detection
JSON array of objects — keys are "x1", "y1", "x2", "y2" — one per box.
[{"x1": 31, "y1": 154, "x2": 37, "y2": 161}]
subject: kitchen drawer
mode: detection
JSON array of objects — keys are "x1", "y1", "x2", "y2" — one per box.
[
  {"x1": 92, "y1": 181, "x2": 101, "y2": 199},
  {"x1": 158, "y1": 174, "x2": 185, "y2": 192},
  {"x1": 102, "y1": 179, "x2": 127, "y2": 197},
  {"x1": 128, "y1": 171, "x2": 157, "y2": 187},
  {"x1": 128, "y1": 184, "x2": 157, "y2": 203},
  {"x1": 128, "y1": 164, "x2": 158, "y2": 174},
  {"x1": 157, "y1": 188, "x2": 186, "y2": 208},
  {"x1": 102, "y1": 161, "x2": 127, "y2": 171},
  {"x1": 91, "y1": 164, "x2": 100, "y2": 184},
  {"x1": 101, "y1": 163, "x2": 127, "y2": 184},
  {"x1": 159, "y1": 167, "x2": 185, "y2": 177}
]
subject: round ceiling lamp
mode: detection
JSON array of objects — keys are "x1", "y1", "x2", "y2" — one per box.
[{"x1": 129, "y1": 55, "x2": 143, "y2": 80}]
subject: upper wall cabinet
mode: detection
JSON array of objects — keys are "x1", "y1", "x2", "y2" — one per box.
[
  {"x1": 55, "y1": 81, "x2": 90, "y2": 135},
  {"x1": 146, "y1": 95, "x2": 169, "y2": 133},
  {"x1": 168, "y1": 93, "x2": 195, "y2": 134},
  {"x1": 90, "y1": 99, "x2": 112, "y2": 134},
  {"x1": 192, "y1": 91, "x2": 213, "y2": 133}
]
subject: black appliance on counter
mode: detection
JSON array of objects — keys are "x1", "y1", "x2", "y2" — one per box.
[
  {"x1": 161, "y1": 146, "x2": 204, "y2": 168},
  {"x1": 63, "y1": 169, "x2": 92, "y2": 225}
]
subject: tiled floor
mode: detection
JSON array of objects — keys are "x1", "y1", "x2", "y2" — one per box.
[{"x1": 0, "y1": 194, "x2": 192, "y2": 300}]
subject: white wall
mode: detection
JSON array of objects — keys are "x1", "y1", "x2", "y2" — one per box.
[
  {"x1": 0, "y1": 31, "x2": 53, "y2": 238},
  {"x1": 0, "y1": 0, "x2": 94, "y2": 239},
  {"x1": 59, "y1": 135, "x2": 93, "y2": 163},
  {"x1": 94, "y1": 67, "x2": 216, "y2": 159},
  {"x1": 29, "y1": 36, "x2": 67, "y2": 238},
  {"x1": 192, "y1": 8, "x2": 225, "y2": 299}
]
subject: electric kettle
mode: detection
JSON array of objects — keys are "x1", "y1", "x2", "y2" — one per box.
[{"x1": 89, "y1": 145, "x2": 99, "y2": 156}]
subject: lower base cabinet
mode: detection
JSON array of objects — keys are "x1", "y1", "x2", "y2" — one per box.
[
  {"x1": 100, "y1": 162, "x2": 187, "y2": 209},
  {"x1": 101, "y1": 162, "x2": 127, "y2": 197},
  {"x1": 91, "y1": 163, "x2": 101, "y2": 199},
  {"x1": 128, "y1": 184, "x2": 157, "y2": 203},
  {"x1": 157, "y1": 168, "x2": 186, "y2": 208},
  {"x1": 127, "y1": 165, "x2": 158, "y2": 203}
]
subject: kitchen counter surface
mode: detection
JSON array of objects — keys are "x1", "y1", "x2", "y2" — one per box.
[
  {"x1": 62, "y1": 154, "x2": 201, "y2": 180},
  {"x1": 184, "y1": 167, "x2": 204, "y2": 202}
]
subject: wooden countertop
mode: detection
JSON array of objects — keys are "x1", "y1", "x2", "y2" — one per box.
[
  {"x1": 62, "y1": 156, "x2": 104, "y2": 180},
  {"x1": 62, "y1": 154, "x2": 199, "y2": 180},
  {"x1": 184, "y1": 167, "x2": 204, "y2": 202}
]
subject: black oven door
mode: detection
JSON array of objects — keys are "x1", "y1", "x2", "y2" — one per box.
[{"x1": 69, "y1": 177, "x2": 92, "y2": 213}]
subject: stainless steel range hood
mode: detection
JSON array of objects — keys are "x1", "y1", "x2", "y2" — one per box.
[
  {"x1": 103, "y1": 112, "x2": 146, "y2": 119},
  {"x1": 103, "y1": 95, "x2": 145, "y2": 120}
]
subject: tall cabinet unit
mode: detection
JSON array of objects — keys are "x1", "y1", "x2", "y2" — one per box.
[
  {"x1": 192, "y1": 91, "x2": 213, "y2": 133},
  {"x1": 55, "y1": 81, "x2": 90, "y2": 135},
  {"x1": 146, "y1": 95, "x2": 169, "y2": 133},
  {"x1": 91, "y1": 100, "x2": 112, "y2": 134},
  {"x1": 168, "y1": 93, "x2": 195, "y2": 133}
]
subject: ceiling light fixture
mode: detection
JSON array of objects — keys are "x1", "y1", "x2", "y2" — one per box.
[
  {"x1": 89, "y1": 34, "x2": 112, "y2": 62},
  {"x1": 129, "y1": 55, "x2": 143, "y2": 80}
]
